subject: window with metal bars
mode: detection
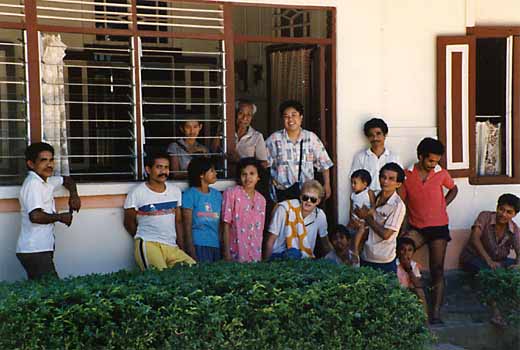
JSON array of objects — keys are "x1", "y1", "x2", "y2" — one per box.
[
  {"x1": 40, "y1": 32, "x2": 137, "y2": 181},
  {"x1": 0, "y1": 29, "x2": 29, "y2": 185}
]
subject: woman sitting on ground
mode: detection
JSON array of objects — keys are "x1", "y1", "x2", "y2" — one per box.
[{"x1": 459, "y1": 193, "x2": 520, "y2": 327}]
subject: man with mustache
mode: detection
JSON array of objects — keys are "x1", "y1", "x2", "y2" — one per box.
[
  {"x1": 400, "y1": 137, "x2": 458, "y2": 324},
  {"x1": 17, "y1": 142, "x2": 81, "y2": 280},
  {"x1": 124, "y1": 152, "x2": 195, "y2": 270},
  {"x1": 350, "y1": 117, "x2": 401, "y2": 193}
]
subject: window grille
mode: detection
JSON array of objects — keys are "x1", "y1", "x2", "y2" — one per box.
[
  {"x1": 273, "y1": 9, "x2": 311, "y2": 38},
  {"x1": 0, "y1": 1, "x2": 25, "y2": 23},
  {"x1": 40, "y1": 32, "x2": 137, "y2": 181},
  {"x1": 136, "y1": 1, "x2": 224, "y2": 35},
  {"x1": 0, "y1": 29, "x2": 29, "y2": 185},
  {"x1": 37, "y1": 0, "x2": 132, "y2": 30},
  {"x1": 139, "y1": 37, "x2": 226, "y2": 177}
]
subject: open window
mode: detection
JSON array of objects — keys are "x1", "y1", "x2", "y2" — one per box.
[{"x1": 437, "y1": 29, "x2": 520, "y2": 184}]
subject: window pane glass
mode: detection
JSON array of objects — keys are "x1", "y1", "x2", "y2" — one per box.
[
  {"x1": 137, "y1": 1, "x2": 223, "y2": 35},
  {"x1": 37, "y1": 0, "x2": 131, "y2": 31},
  {"x1": 140, "y1": 37, "x2": 225, "y2": 178},
  {"x1": 0, "y1": 0, "x2": 25, "y2": 23},
  {"x1": 0, "y1": 29, "x2": 28, "y2": 185},
  {"x1": 233, "y1": 6, "x2": 331, "y2": 39},
  {"x1": 41, "y1": 32, "x2": 136, "y2": 181}
]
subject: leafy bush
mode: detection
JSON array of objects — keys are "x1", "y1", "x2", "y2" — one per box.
[
  {"x1": 0, "y1": 261, "x2": 430, "y2": 349},
  {"x1": 478, "y1": 269, "x2": 520, "y2": 325}
]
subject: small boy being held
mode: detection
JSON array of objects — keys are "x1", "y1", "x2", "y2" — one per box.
[
  {"x1": 396, "y1": 237, "x2": 428, "y2": 316},
  {"x1": 349, "y1": 169, "x2": 376, "y2": 226},
  {"x1": 325, "y1": 224, "x2": 360, "y2": 267}
]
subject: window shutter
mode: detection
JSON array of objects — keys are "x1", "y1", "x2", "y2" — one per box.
[{"x1": 437, "y1": 36, "x2": 475, "y2": 177}]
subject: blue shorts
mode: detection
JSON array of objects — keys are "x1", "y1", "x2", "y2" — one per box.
[
  {"x1": 270, "y1": 248, "x2": 303, "y2": 261},
  {"x1": 360, "y1": 258, "x2": 397, "y2": 273},
  {"x1": 462, "y1": 255, "x2": 515, "y2": 274},
  {"x1": 195, "y1": 245, "x2": 221, "y2": 263}
]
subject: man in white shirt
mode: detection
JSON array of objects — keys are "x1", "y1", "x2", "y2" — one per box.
[
  {"x1": 17, "y1": 142, "x2": 81, "y2": 280},
  {"x1": 350, "y1": 118, "x2": 401, "y2": 192},
  {"x1": 124, "y1": 152, "x2": 195, "y2": 270}
]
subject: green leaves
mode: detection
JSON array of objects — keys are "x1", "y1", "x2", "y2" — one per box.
[
  {"x1": 0, "y1": 261, "x2": 430, "y2": 349},
  {"x1": 478, "y1": 269, "x2": 520, "y2": 325}
]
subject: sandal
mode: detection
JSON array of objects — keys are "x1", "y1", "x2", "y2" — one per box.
[{"x1": 490, "y1": 314, "x2": 508, "y2": 328}]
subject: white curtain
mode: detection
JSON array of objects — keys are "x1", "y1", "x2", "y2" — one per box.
[
  {"x1": 476, "y1": 121, "x2": 501, "y2": 176},
  {"x1": 41, "y1": 33, "x2": 69, "y2": 175}
]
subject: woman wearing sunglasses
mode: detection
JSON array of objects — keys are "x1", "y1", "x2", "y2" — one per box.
[{"x1": 263, "y1": 180, "x2": 332, "y2": 260}]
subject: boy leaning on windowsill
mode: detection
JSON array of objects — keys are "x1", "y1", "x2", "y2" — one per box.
[{"x1": 16, "y1": 142, "x2": 81, "y2": 280}]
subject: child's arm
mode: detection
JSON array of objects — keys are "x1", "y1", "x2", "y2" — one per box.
[
  {"x1": 222, "y1": 222, "x2": 232, "y2": 261},
  {"x1": 182, "y1": 208, "x2": 196, "y2": 260},
  {"x1": 29, "y1": 209, "x2": 72, "y2": 227},
  {"x1": 262, "y1": 233, "x2": 277, "y2": 261},
  {"x1": 368, "y1": 189, "x2": 376, "y2": 209},
  {"x1": 175, "y1": 207, "x2": 185, "y2": 251}
]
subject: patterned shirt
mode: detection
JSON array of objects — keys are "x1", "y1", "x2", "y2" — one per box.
[
  {"x1": 460, "y1": 211, "x2": 520, "y2": 263},
  {"x1": 222, "y1": 185, "x2": 266, "y2": 262},
  {"x1": 265, "y1": 129, "x2": 333, "y2": 200}
]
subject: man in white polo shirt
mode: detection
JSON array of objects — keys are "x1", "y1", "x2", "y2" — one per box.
[
  {"x1": 350, "y1": 117, "x2": 401, "y2": 193},
  {"x1": 124, "y1": 152, "x2": 195, "y2": 270},
  {"x1": 353, "y1": 162, "x2": 406, "y2": 273},
  {"x1": 17, "y1": 142, "x2": 81, "y2": 280}
]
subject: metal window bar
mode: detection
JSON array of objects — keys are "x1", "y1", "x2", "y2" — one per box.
[
  {"x1": 141, "y1": 48, "x2": 222, "y2": 55},
  {"x1": 136, "y1": 4, "x2": 223, "y2": 14},
  {"x1": 43, "y1": 0, "x2": 131, "y2": 8},
  {"x1": 38, "y1": 33, "x2": 137, "y2": 181},
  {"x1": 137, "y1": 13, "x2": 222, "y2": 22},
  {"x1": 140, "y1": 66, "x2": 224, "y2": 72}
]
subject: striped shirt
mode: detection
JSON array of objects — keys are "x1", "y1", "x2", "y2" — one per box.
[{"x1": 361, "y1": 191, "x2": 406, "y2": 263}]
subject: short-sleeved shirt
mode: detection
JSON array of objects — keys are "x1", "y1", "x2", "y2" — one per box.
[
  {"x1": 236, "y1": 126, "x2": 267, "y2": 161},
  {"x1": 460, "y1": 211, "x2": 520, "y2": 264},
  {"x1": 222, "y1": 185, "x2": 266, "y2": 262},
  {"x1": 400, "y1": 164, "x2": 456, "y2": 229},
  {"x1": 325, "y1": 249, "x2": 360, "y2": 268},
  {"x1": 268, "y1": 199, "x2": 328, "y2": 257},
  {"x1": 167, "y1": 139, "x2": 209, "y2": 171},
  {"x1": 265, "y1": 129, "x2": 333, "y2": 200},
  {"x1": 350, "y1": 148, "x2": 401, "y2": 192},
  {"x1": 124, "y1": 182, "x2": 182, "y2": 247},
  {"x1": 396, "y1": 258, "x2": 421, "y2": 288},
  {"x1": 361, "y1": 191, "x2": 406, "y2": 263},
  {"x1": 17, "y1": 171, "x2": 64, "y2": 253},
  {"x1": 182, "y1": 187, "x2": 222, "y2": 248}
]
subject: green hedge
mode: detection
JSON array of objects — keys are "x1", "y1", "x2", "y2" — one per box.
[
  {"x1": 0, "y1": 261, "x2": 430, "y2": 350},
  {"x1": 478, "y1": 269, "x2": 520, "y2": 325}
]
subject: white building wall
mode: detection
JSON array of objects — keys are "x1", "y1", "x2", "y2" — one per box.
[{"x1": 2, "y1": 0, "x2": 520, "y2": 280}]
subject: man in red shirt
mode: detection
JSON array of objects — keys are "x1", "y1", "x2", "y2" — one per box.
[{"x1": 400, "y1": 138, "x2": 458, "y2": 324}]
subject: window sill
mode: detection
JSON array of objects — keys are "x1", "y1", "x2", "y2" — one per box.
[
  {"x1": 469, "y1": 175, "x2": 520, "y2": 185},
  {"x1": 0, "y1": 180, "x2": 237, "y2": 200}
]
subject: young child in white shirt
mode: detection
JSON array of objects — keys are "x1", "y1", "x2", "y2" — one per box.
[
  {"x1": 325, "y1": 224, "x2": 360, "y2": 267},
  {"x1": 349, "y1": 169, "x2": 376, "y2": 225}
]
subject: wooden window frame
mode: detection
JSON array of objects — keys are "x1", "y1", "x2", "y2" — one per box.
[
  {"x1": 0, "y1": 0, "x2": 337, "y2": 215},
  {"x1": 438, "y1": 26, "x2": 520, "y2": 185}
]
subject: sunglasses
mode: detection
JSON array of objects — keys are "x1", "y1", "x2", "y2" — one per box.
[{"x1": 301, "y1": 194, "x2": 319, "y2": 204}]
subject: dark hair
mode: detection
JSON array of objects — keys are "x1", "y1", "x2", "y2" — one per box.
[
  {"x1": 237, "y1": 157, "x2": 261, "y2": 184},
  {"x1": 145, "y1": 151, "x2": 170, "y2": 168},
  {"x1": 329, "y1": 224, "x2": 354, "y2": 240},
  {"x1": 397, "y1": 237, "x2": 416, "y2": 252},
  {"x1": 351, "y1": 169, "x2": 372, "y2": 186},
  {"x1": 498, "y1": 193, "x2": 520, "y2": 213},
  {"x1": 25, "y1": 142, "x2": 54, "y2": 163},
  {"x1": 187, "y1": 157, "x2": 214, "y2": 187},
  {"x1": 379, "y1": 162, "x2": 405, "y2": 183},
  {"x1": 363, "y1": 118, "x2": 388, "y2": 137},
  {"x1": 279, "y1": 100, "x2": 304, "y2": 117},
  {"x1": 417, "y1": 137, "x2": 445, "y2": 158}
]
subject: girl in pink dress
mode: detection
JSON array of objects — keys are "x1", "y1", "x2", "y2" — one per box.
[{"x1": 222, "y1": 158, "x2": 266, "y2": 262}]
